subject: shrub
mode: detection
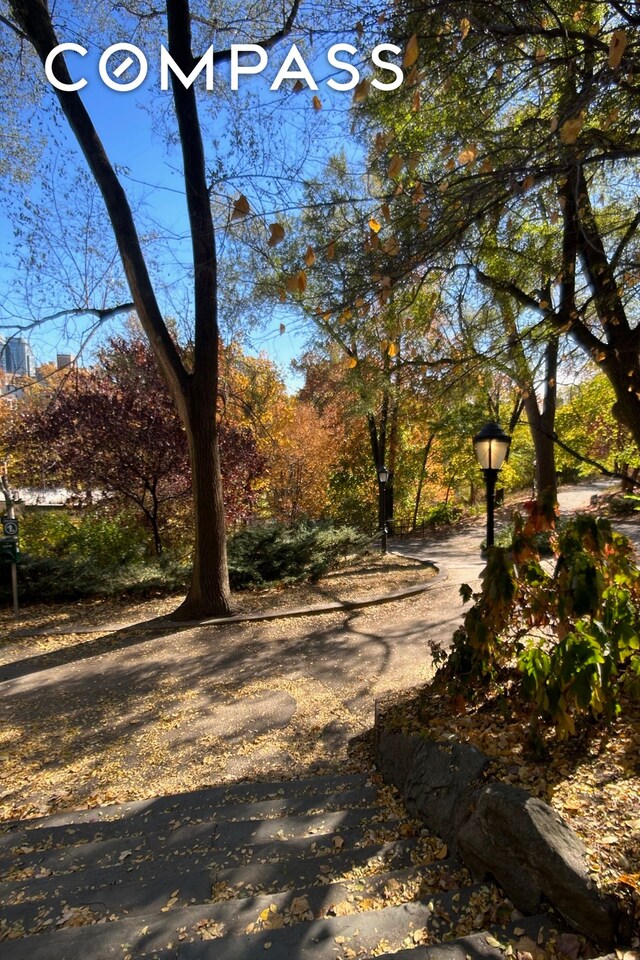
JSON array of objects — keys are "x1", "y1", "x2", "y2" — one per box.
[
  {"x1": 447, "y1": 509, "x2": 640, "y2": 740},
  {"x1": 227, "y1": 521, "x2": 369, "y2": 589},
  {"x1": 19, "y1": 509, "x2": 148, "y2": 567}
]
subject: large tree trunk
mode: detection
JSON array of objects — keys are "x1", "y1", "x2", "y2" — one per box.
[{"x1": 179, "y1": 387, "x2": 231, "y2": 617}]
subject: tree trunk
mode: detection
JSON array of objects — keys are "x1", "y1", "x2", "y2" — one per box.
[
  {"x1": 412, "y1": 433, "x2": 435, "y2": 530},
  {"x1": 177, "y1": 390, "x2": 231, "y2": 618}
]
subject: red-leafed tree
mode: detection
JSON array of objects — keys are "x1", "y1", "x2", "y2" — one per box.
[{"x1": 7, "y1": 337, "x2": 265, "y2": 555}]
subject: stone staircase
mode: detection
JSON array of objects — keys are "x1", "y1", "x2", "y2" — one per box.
[{"x1": 0, "y1": 772, "x2": 578, "y2": 959}]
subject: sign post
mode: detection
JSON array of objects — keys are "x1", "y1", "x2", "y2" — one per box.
[{"x1": 1, "y1": 464, "x2": 19, "y2": 617}]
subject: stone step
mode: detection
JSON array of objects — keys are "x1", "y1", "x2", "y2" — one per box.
[
  {"x1": 0, "y1": 859, "x2": 472, "y2": 947},
  {"x1": 0, "y1": 807, "x2": 395, "y2": 881},
  {"x1": 0, "y1": 784, "x2": 380, "y2": 855},
  {"x1": 1, "y1": 835, "x2": 446, "y2": 931},
  {"x1": 0, "y1": 880, "x2": 510, "y2": 960}
]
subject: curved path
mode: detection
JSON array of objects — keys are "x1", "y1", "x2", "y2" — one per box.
[{"x1": 390, "y1": 478, "x2": 625, "y2": 650}]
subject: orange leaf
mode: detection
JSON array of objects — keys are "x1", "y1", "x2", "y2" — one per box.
[
  {"x1": 304, "y1": 245, "x2": 316, "y2": 267},
  {"x1": 368, "y1": 217, "x2": 381, "y2": 233},
  {"x1": 403, "y1": 34, "x2": 419, "y2": 68},
  {"x1": 231, "y1": 194, "x2": 250, "y2": 220},
  {"x1": 312, "y1": 95, "x2": 322, "y2": 110},
  {"x1": 608, "y1": 28, "x2": 627, "y2": 69},
  {"x1": 267, "y1": 223, "x2": 285, "y2": 247}
]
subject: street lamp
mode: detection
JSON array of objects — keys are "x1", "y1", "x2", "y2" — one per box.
[
  {"x1": 473, "y1": 421, "x2": 511, "y2": 549},
  {"x1": 377, "y1": 464, "x2": 389, "y2": 554}
]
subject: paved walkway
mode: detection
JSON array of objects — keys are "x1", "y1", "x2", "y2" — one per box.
[
  {"x1": 1, "y1": 478, "x2": 635, "y2": 820},
  {"x1": 391, "y1": 478, "x2": 624, "y2": 648}
]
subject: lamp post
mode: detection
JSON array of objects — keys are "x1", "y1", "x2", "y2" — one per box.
[
  {"x1": 473, "y1": 422, "x2": 511, "y2": 550},
  {"x1": 377, "y1": 464, "x2": 389, "y2": 554}
]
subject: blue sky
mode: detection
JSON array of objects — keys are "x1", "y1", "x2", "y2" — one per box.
[{"x1": 0, "y1": 8, "x2": 378, "y2": 388}]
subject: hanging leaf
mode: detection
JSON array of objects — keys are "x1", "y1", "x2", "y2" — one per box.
[
  {"x1": 407, "y1": 66, "x2": 420, "y2": 86},
  {"x1": 267, "y1": 223, "x2": 285, "y2": 247},
  {"x1": 387, "y1": 153, "x2": 403, "y2": 178},
  {"x1": 608, "y1": 29, "x2": 627, "y2": 69},
  {"x1": 347, "y1": 356, "x2": 358, "y2": 368},
  {"x1": 460, "y1": 17, "x2": 471, "y2": 39},
  {"x1": 388, "y1": 342, "x2": 398, "y2": 357},
  {"x1": 327, "y1": 240, "x2": 335, "y2": 260},
  {"x1": 304, "y1": 245, "x2": 316, "y2": 267},
  {"x1": 602, "y1": 107, "x2": 619, "y2": 131},
  {"x1": 412, "y1": 89, "x2": 421, "y2": 112},
  {"x1": 297, "y1": 270, "x2": 307, "y2": 293},
  {"x1": 312, "y1": 95, "x2": 322, "y2": 110},
  {"x1": 522, "y1": 175, "x2": 535, "y2": 191},
  {"x1": 355, "y1": 20, "x2": 364, "y2": 38},
  {"x1": 535, "y1": 48, "x2": 546, "y2": 62},
  {"x1": 559, "y1": 115, "x2": 583, "y2": 144},
  {"x1": 285, "y1": 275, "x2": 300, "y2": 293},
  {"x1": 279, "y1": 323, "x2": 286, "y2": 335},
  {"x1": 403, "y1": 34, "x2": 419, "y2": 68},
  {"x1": 458, "y1": 144, "x2": 478, "y2": 165},
  {"x1": 412, "y1": 182, "x2": 425, "y2": 203},
  {"x1": 418, "y1": 205, "x2": 430, "y2": 230},
  {"x1": 292, "y1": 79, "x2": 305, "y2": 93},
  {"x1": 381, "y1": 203, "x2": 391, "y2": 222},
  {"x1": 231, "y1": 194, "x2": 251, "y2": 220},
  {"x1": 382, "y1": 236, "x2": 400, "y2": 256},
  {"x1": 479, "y1": 157, "x2": 493, "y2": 174},
  {"x1": 368, "y1": 217, "x2": 381, "y2": 233},
  {"x1": 352, "y1": 78, "x2": 370, "y2": 102},
  {"x1": 278, "y1": 288, "x2": 286, "y2": 303}
]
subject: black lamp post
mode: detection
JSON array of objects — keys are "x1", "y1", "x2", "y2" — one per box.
[
  {"x1": 378, "y1": 464, "x2": 389, "y2": 554},
  {"x1": 473, "y1": 421, "x2": 511, "y2": 549}
]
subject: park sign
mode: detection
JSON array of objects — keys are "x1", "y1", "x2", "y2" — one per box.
[{"x1": 0, "y1": 515, "x2": 19, "y2": 565}]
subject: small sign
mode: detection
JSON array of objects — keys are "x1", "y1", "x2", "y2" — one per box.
[
  {"x1": 2, "y1": 518, "x2": 18, "y2": 538},
  {"x1": 0, "y1": 539, "x2": 19, "y2": 564}
]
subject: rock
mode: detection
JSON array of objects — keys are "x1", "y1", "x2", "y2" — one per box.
[
  {"x1": 457, "y1": 782, "x2": 618, "y2": 944},
  {"x1": 376, "y1": 730, "x2": 490, "y2": 847}
]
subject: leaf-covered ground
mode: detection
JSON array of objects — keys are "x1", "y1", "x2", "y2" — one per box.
[{"x1": 376, "y1": 675, "x2": 640, "y2": 945}]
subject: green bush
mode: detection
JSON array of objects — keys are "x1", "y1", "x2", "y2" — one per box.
[
  {"x1": 227, "y1": 521, "x2": 369, "y2": 589},
  {"x1": 420, "y1": 503, "x2": 462, "y2": 527},
  {"x1": 0, "y1": 552, "x2": 190, "y2": 604},
  {"x1": 19, "y1": 509, "x2": 148, "y2": 566},
  {"x1": 448, "y1": 511, "x2": 640, "y2": 740}
]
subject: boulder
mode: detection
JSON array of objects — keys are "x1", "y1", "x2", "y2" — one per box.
[{"x1": 457, "y1": 782, "x2": 618, "y2": 944}]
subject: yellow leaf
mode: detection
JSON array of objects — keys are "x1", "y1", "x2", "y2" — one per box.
[
  {"x1": 347, "y1": 356, "x2": 358, "y2": 368},
  {"x1": 267, "y1": 223, "x2": 285, "y2": 247},
  {"x1": 403, "y1": 34, "x2": 419, "y2": 68},
  {"x1": 304, "y1": 245, "x2": 316, "y2": 267},
  {"x1": 458, "y1": 144, "x2": 478, "y2": 165},
  {"x1": 388, "y1": 342, "x2": 398, "y2": 357},
  {"x1": 231, "y1": 194, "x2": 250, "y2": 220},
  {"x1": 559, "y1": 115, "x2": 583, "y2": 144},
  {"x1": 368, "y1": 217, "x2": 381, "y2": 233},
  {"x1": 388, "y1": 153, "x2": 403, "y2": 178},
  {"x1": 460, "y1": 17, "x2": 471, "y2": 39},
  {"x1": 608, "y1": 28, "x2": 627, "y2": 69},
  {"x1": 352, "y1": 78, "x2": 370, "y2": 102},
  {"x1": 312, "y1": 95, "x2": 322, "y2": 110}
]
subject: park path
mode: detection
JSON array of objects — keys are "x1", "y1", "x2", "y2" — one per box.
[
  {"x1": 0, "y1": 477, "x2": 635, "y2": 823},
  {"x1": 390, "y1": 477, "x2": 626, "y2": 649}
]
